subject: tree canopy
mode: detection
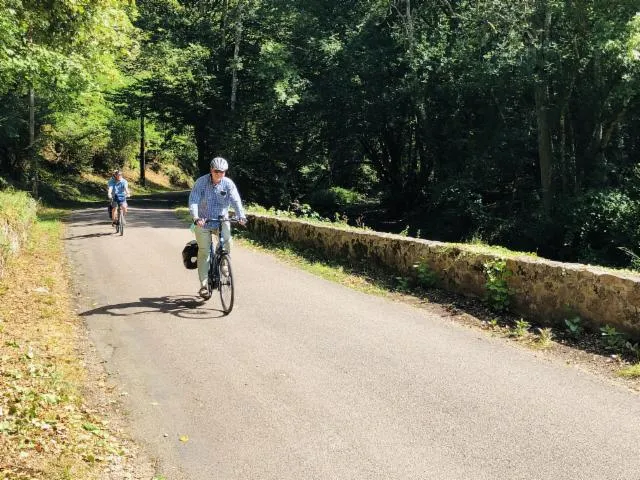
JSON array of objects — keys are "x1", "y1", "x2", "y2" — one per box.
[{"x1": 1, "y1": 0, "x2": 640, "y2": 268}]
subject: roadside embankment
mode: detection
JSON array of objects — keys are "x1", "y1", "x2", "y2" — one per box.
[
  {"x1": 0, "y1": 189, "x2": 38, "y2": 278},
  {"x1": 246, "y1": 214, "x2": 640, "y2": 338}
]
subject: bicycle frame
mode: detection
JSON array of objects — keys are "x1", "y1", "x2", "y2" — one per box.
[{"x1": 114, "y1": 199, "x2": 126, "y2": 235}]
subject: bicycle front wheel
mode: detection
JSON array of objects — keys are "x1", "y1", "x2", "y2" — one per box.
[{"x1": 218, "y1": 254, "x2": 234, "y2": 314}]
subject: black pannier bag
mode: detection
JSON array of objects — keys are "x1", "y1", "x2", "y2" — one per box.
[{"x1": 182, "y1": 240, "x2": 198, "y2": 269}]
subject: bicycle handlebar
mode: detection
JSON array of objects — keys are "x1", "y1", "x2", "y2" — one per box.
[{"x1": 196, "y1": 216, "x2": 244, "y2": 226}]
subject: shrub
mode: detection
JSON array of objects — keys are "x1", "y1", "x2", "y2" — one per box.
[
  {"x1": 0, "y1": 189, "x2": 37, "y2": 277},
  {"x1": 565, "y1": 189, "x2": 640, "y2": 267},
  {"x1": 306, "y1": 187, "x2": 365, "y2": 212}
]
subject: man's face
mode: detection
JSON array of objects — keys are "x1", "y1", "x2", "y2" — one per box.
[
  {"x1": 115, "y1": 174, "x2": 122, "y2": 181},
  {"x1": 210, "y1": 168, "x2": 226, "y2": 183}
]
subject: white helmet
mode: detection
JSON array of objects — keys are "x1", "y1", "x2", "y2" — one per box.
[{"x1": 210, "y1": 156, "x2": 229, "y2": 171}]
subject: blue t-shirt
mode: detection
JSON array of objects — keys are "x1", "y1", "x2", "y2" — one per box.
[{"x1": 108, "y1": 178, "x2": 128, "y2": 200}]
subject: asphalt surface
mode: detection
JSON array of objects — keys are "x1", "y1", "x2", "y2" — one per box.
[{"x1": 65, "y1": 206, "x2": 640, "y2": 480}]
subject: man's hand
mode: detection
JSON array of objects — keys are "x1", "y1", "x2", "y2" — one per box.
[
  {"x1": 238, "y1": 218, "x2": 247, "y2": 227},
  {"x1": 194, "y1": 218, "x2": 205, "y2": 227}
]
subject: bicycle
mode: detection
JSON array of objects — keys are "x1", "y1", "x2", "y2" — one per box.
[
  {"x1": 113, "y1": 198, "x2": 126, "y2": 236},
  {"x1": 200, "y1": 216, "x2": 238, "y2": 314}
]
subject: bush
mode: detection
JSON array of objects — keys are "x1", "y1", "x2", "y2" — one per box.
[
  {"x1": 305, "y1": 186, "x2": 365, "y2": 212},
  {"x1": 565, "y1": 189, "x2": 640, "y2": 267},
  {"x1": 162, "y1": 164, "x2": 193, "y2": 188},
  {"x1": 0, "y1": 189, "x2": 37, "y2": 277}
]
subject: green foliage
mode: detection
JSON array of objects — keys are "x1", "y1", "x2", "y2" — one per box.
[
  {"x1": 483, "y1": 259, "x2": 511, "y2": 312},
  {"x1": 564, "y1": 316, "x2": 584, "y2": 338},
  {"x1": 0, "y1": 0, "x2": 137, "y2": 181},
  {"x1": 536, "y1": 328, "x2": 554, "y2": 348},
  {"x1": 412, "y1": 261, "x2": 437, "y2": 289},
  {"x1": 395, "y1": 276, "x2": 411, "y2": 292},
  {"x1": 0, "y1": 188, "x2": 38, "y2": 275},
  {"x1": 305, "y1": 187, "x2": 366, "y2": 213},
  {"x1": 618, "y1": 247, "x2": 640, "y2": 271},
  {"x1": 617, "y1": 363, "x2": 640, "y2": 379},
  {"x1": 599, "y1": 325, "x2": 627, "y2": 351},
  {"x1": 510, "y1": 319, "x2": 531, "y2": 338},
  {"x1": 2, "y1": 0, "x2": 640, "y2": 273},
  {"x1": 566, "y1": 190, "x2": 640, "y2": 268},
  {"x1": 625, "y1": 341, "x2": 640, "y2": 361}
]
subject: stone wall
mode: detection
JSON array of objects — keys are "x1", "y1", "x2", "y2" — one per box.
[{"x1": 247, "y1": 214, "x2": 640, "y2": 338}]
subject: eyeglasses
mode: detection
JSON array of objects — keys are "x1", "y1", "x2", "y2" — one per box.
[{"x1": 212, "y1": 169, "x2": 225, "y2": 174}]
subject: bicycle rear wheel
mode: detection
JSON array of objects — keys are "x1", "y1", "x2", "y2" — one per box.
[
  {"x1": 218, "y1": 254, "x2": 234, "y2": 314},
  {"x1": 118, "y1": 207, "x2": 125, "y2": 236}
]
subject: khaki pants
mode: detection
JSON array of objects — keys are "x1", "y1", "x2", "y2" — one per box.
[{"x1": 194, "y1": 222, "x2": 232, "y2": 287}]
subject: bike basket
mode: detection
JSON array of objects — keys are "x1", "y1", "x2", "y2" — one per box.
[{"x1": 182, "y1": 240, "x2": 198, "y2": 269}]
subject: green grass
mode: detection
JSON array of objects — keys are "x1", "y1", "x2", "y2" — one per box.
[
  {"x1": 0, "y1": 189, "x2": 39, "y2": 277},
  {"x1": 242, "y1": 239, "x2": 389, "y2": 297},
  {"x1": 0, "y1": 188, "x2": 38, "y2": 226},
  {"x1": 617, "y1": 364, "x2": 640, "y2": 379}
]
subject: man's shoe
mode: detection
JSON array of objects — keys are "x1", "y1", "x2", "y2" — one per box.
[{"x1": 199, "y1": 286, "x2": 211, "y2": 299}]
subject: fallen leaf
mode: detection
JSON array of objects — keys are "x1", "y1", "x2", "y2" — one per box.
[{"x1": 179, "y1": 435, "x2": 189, "y2": 442}]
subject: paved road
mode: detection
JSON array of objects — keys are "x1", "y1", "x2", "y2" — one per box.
[{"x1": 65, "y1": 206, "x2": 640, "y2": 480}]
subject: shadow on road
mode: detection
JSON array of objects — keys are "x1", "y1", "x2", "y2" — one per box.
[
  {"x1": 64, "y1": 232, "x2": 114, "y2": 240},
  {"x1": 67, "y1": 206, "x2": 189, "y2": 230},
  {"x1": 79, "y1": 295, "x2": 227, "y2": 319},
  {"x1": 48, "y1": 190, "x2": 190, "y2": 210}
]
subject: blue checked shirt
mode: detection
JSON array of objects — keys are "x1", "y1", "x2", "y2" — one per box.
[{"x1": 188, "y1": 174, "x2": 246, "y2": 223}]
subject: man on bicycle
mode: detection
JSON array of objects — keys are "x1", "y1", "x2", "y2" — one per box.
[
  {"x1": 107, "y1": 170, "x2": 131, "y2": 226},
  {"x1": 189, "y1": 156, "x2": 247, "y2": 299}
]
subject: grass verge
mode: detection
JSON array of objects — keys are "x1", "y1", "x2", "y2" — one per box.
[
  {"x1": 0, "y1": 208, "x2": 126, "y2": 479},
  {"x1": 617, "y1": 364, "x2": 640, "y2": 379}
]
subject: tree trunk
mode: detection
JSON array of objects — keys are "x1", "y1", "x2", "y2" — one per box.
[
  {"x1": 139, "y1": 106, "x2": 146, "y2": 186},
  {"x1": 230, "y1": 1, "x2": 244, "y2": 112},
  {"x1": 535, "y1": 82, "x2": 554, "y2": 214},
  {"x1": 534, "y1": 0, "x2": 554, "y2": 214},
  {"x1": 29, "y1": 86, "x2": 37, "y2": 198},
  {"x1": 194, "y1": 122, "x2": 210, "y2": 174}
]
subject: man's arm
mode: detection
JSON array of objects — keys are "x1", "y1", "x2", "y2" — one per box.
[
  {"x1": 188, "y1": 177, "x2": 203, "y2": 220},
  {"x1": 228, "y1": 182, "x2": 246, "y2": 222}
]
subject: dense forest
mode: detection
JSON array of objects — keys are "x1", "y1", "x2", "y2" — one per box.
[{"x1": 1, "y1": 1, "x2": 640, "y2": 268}]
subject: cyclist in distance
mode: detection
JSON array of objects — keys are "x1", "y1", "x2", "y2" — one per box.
[
  {"x1": 189, "y1": 156, "x2": 247, "y2": 299},
  {"x1": 107, "y1": 169, "x2": 131, "y2": 226}
]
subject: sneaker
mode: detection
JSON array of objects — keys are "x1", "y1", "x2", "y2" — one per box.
[{"x1": 198, "y1": 286, "x2": 211, "y2": 299}]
